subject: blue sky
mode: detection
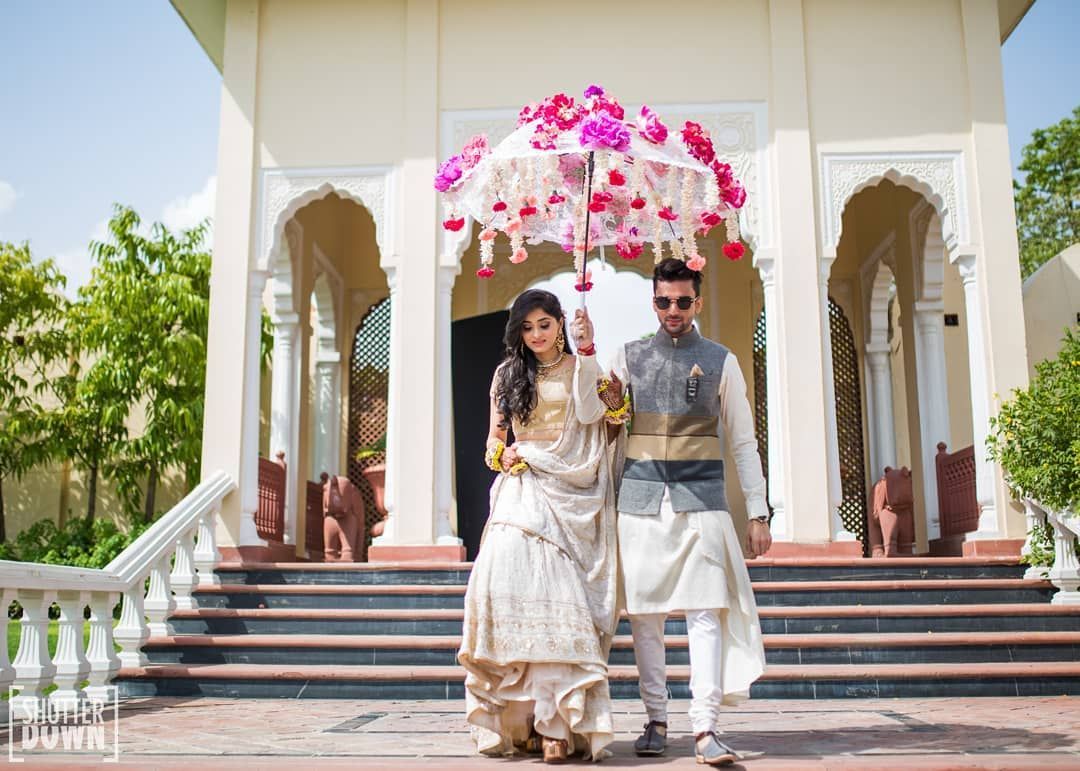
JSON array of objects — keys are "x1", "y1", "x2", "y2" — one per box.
[{"x1": 0, "y1": 0, "x2": 1077, "y2": 294}]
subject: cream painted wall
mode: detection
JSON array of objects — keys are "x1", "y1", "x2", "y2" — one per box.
[
  {"x1": 255, "y1": 0, "x2": 407, "y2": 168},
  {"x1": 438, "y1": 0, "x2": 771, "y2": 109},
  {"x1": 804, "y1": 0, "x2": 972, "y2": 148},
  {"x1": 1022, "y1": 245, "x2": 1080, "y2": 377}
]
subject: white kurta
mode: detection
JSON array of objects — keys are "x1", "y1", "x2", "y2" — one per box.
[{"x1": 610, "y1": 341, "x2": 768, "y2": 704}]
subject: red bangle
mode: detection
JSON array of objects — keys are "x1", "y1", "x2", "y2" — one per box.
[{"x1": 578, "y1": 343, "x2": 596, "y2": 356}]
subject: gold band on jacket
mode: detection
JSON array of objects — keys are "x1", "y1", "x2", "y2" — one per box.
[
  {"x1": 628, "y1": 412, "x2": 720, "y2": 438},
  {"x1": 626, "y1": 434, "x2": 724, "y2": 462}
]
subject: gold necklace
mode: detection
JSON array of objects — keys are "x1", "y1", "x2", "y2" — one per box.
[{"x1": 535, "y1": 351, "x2": 565, "y2": 383}]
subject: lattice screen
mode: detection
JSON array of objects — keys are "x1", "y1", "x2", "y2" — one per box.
[
  {"x1": 829, "y1": 298, "x2": 869, "y2": 547},
  {"x1": 347, "y1": 297, "x2": 391, "y2": 560},
  {"x1": 751, "y1": 310, "x2": 771, "y2": 517}
]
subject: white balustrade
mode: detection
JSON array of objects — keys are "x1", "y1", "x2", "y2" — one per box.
[
  {"x1": 0, "y1": 470, "x2": 235, "y2": 708},
  {"x1": 50, "y1": 589, "x2": 91, "y2": 709},
  {"x1": 1023, "y1": 497, "x2": 1080, "y2": 604}
]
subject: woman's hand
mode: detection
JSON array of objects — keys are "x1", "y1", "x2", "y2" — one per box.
[
  {"x1": 501, "y1": 443, "x2": 523, "y2": 472},
  {"x1": 570, "y1": 308, "x2": 594, "y2": 351}
]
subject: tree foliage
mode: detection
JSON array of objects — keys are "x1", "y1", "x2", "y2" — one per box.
[
  {"x1": 1014, "y1": 105, "x2": 1080, "y2": 279},
  {"x1": 0, "y1": 243, "x2": 68, "y2": 541},
  {"x1": 988, "y1": 326, "x2": 1080, "y2": 513},
  {"x1": 58, "y1": 206, "x2": 213, "y2": 523},
  {"x1": 38, "y1": 207, "x2": 212, "y2": 523}
]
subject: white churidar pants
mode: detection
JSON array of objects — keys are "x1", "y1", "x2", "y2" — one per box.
[{"x1": 630, "y1": 609, "x2": 726, "y2": 735}]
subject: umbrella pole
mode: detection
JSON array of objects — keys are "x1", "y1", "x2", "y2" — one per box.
[{"x1": 579, "y1": 151, "x2": 595, "y2": 310}]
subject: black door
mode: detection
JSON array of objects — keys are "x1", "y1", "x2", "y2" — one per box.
[{"x1": 452, "y1": 310, "x2": 509, "y2": 560}]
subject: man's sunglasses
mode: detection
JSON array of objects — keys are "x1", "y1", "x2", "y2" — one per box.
[{"x1": 653, "y1": 296, "x2": 696, "y2": 310}]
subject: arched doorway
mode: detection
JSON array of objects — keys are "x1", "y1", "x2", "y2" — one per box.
[{"x1": 830, "y1": 297, "x2": 869, "y2": 548}]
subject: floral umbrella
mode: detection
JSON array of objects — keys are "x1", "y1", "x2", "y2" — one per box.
[{"x1": 435, "y1": 85, "x2": 747, "y2": 299}]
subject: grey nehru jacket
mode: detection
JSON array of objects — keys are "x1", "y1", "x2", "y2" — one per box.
[{"x1": 618, "y1": 327, "x2": 731, "y2": 515}]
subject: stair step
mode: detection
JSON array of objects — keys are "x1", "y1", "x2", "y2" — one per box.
[
  {"x1": 191, "y1": 578, "x2": 1054, "y2": 610},
  {"x1": 212, "y1": 557, "x2": 1026, "y2": 585},
  {"x1": 167, "y1": 603, "x2": 1080, "y2": 636},
  {"x1": 142, "y1": 630, "x2": 1080, "y2": 666},
  {"x1": 114, "y1": 660, "x2": 1080, "y2": 700}
]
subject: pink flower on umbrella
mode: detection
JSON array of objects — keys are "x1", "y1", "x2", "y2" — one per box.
[
  {"x1": 442, "y1": 216, "x2": 465, "y2": 232},
  {"x1": 433, "y1": 155, "x2": 462, "y2": 192},
  {"x1": 722, "y1": 183, "x2": 747, "y2": 209},
  {"x1": 608, "y1": 168, "x2": 626, "y2": 186},
  {"x1": 510, "y1": 247, "x2": 529, "y2": 264},
  {"x1": 531, "y1": 122, "x2": 559, "y2": 150},
  {"x1": 541, "y1": 93, "x2": 584, "y2": 131},
  {"x1": 579, "y1": 113, "x2": 631, "y2": 152},
  {"x1": 517, "y1": 102, "x2": 540, "y2": 126},
  {"x1": 710, "y1": 159, "x2": 733, "y2": 189},
  {"x1": 574, "y1": 269, "x2": 594, "y2": 292},
  {"x1": 681, "y1": 121, "x2": 716, "y2": 165},
  {"x1": 584, "y1": 84, "x2": 605, "y2": 99},
  {"x1": 460, "y1": 134, "x2": 489, "y2": 171},
  {"x1": 658, "y1": 206, "x2": 678, "y2": 221},
  {"x1": 584, "y1": 84, "x2": 625, "y2": 120},
  {"x1": 477, "y1": 266, "x2": 495, "y2": 278},
  {"x1": 686, "y1": 254, "x2": 707, "y2": 271},
  {"x1": 636, "y1": 105, "x2": 669, "y2": 144}
]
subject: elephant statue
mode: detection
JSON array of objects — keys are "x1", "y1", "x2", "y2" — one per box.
[{"x1": 868, "y1": 466, "x2": 914, "y2": 558}]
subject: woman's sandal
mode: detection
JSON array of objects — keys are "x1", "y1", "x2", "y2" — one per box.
[
  {"x1": 522, "y1": 727, "x2": 543, "y2": 755},
  {"x1": 542, "y1": 737, "x2": 569, "y2": 763}
]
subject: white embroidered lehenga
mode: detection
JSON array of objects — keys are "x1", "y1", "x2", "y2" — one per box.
[{"x1": 458, "y1": 354, "x2": 619, "y2": 760}]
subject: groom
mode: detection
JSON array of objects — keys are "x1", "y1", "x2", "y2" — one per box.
[{"x1": 609, "y1": 257, "x2": 772, "y2": 766}]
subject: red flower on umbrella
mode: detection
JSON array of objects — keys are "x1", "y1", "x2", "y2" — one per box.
[
  {"x1": 723, "y1": 242, "x2": 746, "y2": 261},
  {"x1": 477, "y1": 266, "x2": 495, "y2": 278}
]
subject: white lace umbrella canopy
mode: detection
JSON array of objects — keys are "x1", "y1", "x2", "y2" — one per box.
[{"x1": 435, "y1": 86, "x2": 748, "y2": 293}]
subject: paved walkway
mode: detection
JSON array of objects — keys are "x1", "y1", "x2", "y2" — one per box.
[{"x1": 3, "y1": 696, "x2": 1079, "y2": 769}]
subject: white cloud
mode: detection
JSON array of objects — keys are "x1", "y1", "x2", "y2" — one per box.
[
  {"x1": 161, "y1": 175, "x2": 216, "y2": 233},
  {"x1": 51, "y1": 175, "x2": 217, "y2": 294},
  {"x1": 0, "y1": 180, "x2": 17, "y2": 214}
]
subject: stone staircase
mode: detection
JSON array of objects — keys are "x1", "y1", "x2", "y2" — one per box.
[{"x1": 114, "y1": 557, "x2": 1080, "y2": 699}]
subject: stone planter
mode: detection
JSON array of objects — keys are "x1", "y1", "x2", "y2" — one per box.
[{"x1": 361, "y1": 464, "x2": 387, "y2": 517}]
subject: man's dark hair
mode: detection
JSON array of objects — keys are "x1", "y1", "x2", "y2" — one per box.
[{"x1": 653, "y1": 257, "x2": 702, "y2": 296}]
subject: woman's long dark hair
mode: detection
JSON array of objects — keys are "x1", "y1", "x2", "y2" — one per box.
[{"x1": 494, "y1": 289, "x2": 573, "y2": 428}]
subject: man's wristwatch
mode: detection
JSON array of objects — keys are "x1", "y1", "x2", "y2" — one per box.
[{"x1": 750, "y1": 515, "x2": 770, "y2": 525}]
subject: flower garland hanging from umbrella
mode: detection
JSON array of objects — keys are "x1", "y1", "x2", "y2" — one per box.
[{"x1": 435, "y1": 85, "x2": 747, "y2": 298}]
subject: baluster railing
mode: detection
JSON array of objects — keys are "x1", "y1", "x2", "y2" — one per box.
[
  {"x1": 85, "y1": 591, "x2": 121, "y2": 702},
  {"x1": 10, "y1": 589, "x2": 56, "y2": 717},
  {"x1": 51, "y1": 589, "x2": 91, "y2": 709},
  {"x1": 0, "y1": 470, "x2": 235, "y2": 706}
]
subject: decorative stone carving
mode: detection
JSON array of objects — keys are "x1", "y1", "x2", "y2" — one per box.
[
  {"x1": 820, "y1": 152, "x2": 969, "y2": 256},
  {"x1": 259, "y1": 167, "x2": 392, "y2": 270}
]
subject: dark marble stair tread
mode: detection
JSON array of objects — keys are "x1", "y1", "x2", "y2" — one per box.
[
  {"x1": 144, "y1": 630, "x2": 1080, "y2": 650},
  {"x1": 116, "y1": 660, "x2": 1080, "y2": 682},
  {"x1": 170, "y1": 602, "x2": 1080, "y2": 620}
]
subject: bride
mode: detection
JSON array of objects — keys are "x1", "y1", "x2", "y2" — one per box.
[{"x1": 458, "y1": 289, "x2": 620, "y2": 763}]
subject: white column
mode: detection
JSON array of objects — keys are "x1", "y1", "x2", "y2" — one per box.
[
  {"x1": 313, "y1": 353, "x2": 341, "y2": 477},
  {"x1": 240, "y1": 270, "x2": 270, "y2": 547},
  {"x1": 913, "y1": 301, "x2": 950, "y2": 541},
  {"x1": 435, "y1": 265, "x2": 463, "y2": 546},
  {"x1": 955, "y1": 253, "x2": 999, "y2": 537},
  {"x1": 865, "y1": 344, "x2": 897, "y2": 475},
  {"x1": 819, "y1": 258, "x2": 853, "y2": 540},
  {"x1": 269, "y1": 313, "x2": 299, "y2": 541},
  {"x1": 755, "y1": 254, "x2": 788, "y2": 540}
]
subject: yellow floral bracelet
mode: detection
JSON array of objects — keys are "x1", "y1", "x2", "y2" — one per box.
[
  {"x1": 604, "y1": 393, "x2": 632, "y2": 423},
  {"x1": 485, "y1": 441, "x2": 504, "y2": 472},
  {"x1": 485, "y1": 440, "x2": 530, "y2": 475}
]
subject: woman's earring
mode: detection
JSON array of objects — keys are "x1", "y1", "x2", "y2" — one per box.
[{"x1": 556, "y1": 329, "x2": 565, "y2": 353}]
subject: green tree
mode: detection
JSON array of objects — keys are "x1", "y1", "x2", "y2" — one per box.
[
  {"x1": 66, "y1": 206, "x2": 212, "y2": 523},
  {"x1": 1014, "y1": 105, "x2": 1080, "y2": 279},
  {"x1": 988, "y1": 326, "x2": 1080, "y2": 513},
  {"x1": 0, "y1": 243, "x2": 68, "y2": 541}
]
